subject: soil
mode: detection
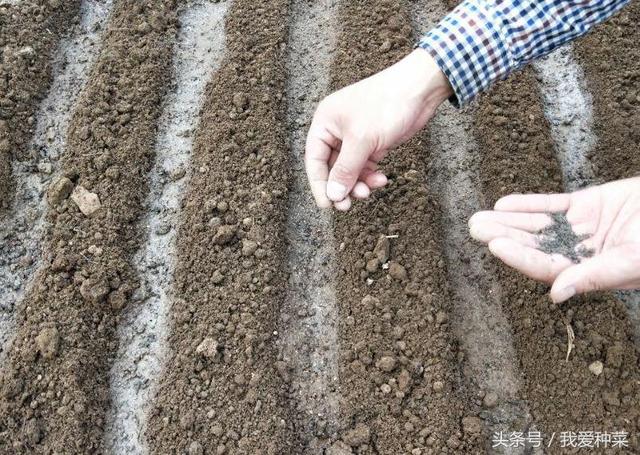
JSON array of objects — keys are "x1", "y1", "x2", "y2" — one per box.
[
  {"x1": 145, "y1": 0, "x2": 297, "y2": 453},
  {"x1": 0, "y1": 0, "x2": 177, "y2": 452},
  {"x1": 538, "y1": 213, "x2": 595, "y2": 263},
  {"x1": 327, "y1": 1, "x2": 484, "y2": 453},
  {"x1": 0, "y1": 0, "x2": 81, "y2": 211}
]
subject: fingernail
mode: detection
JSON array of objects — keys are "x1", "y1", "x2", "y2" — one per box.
[
  {"x1": 552, "y1": 286, "x2": 576, "y2": 303},
  {"x1": 327, "y1": 181, "x2": 347, "y2": 201}
]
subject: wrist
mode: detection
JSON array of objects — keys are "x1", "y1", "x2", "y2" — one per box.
[{"x1": 408, "y1": 48, "x2": 454, "y2": 108}]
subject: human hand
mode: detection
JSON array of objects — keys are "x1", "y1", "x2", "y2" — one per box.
[
  {"x1": 468, "y1": 177, "x2": 640, "y2": 303},
  {"x1": 305, "y1": 49, "x2": 453, "y2": 211}
]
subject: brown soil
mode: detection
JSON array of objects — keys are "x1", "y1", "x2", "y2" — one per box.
[
  {"x1": 328, "y1": 1, "x2": 484, "y2": 453},
  {"x1": 145, "y1": 0, "x2": 297, "y2": 453},
  {"x1": 474, "y1": 59, "x2": 640, "y2": 452},
  {"x1": 575, "y1": 1, "x2": 640, "y2": 182},
  {"x1": 0, "y1": 1, "x2": 177, "y2": 452},
  {"x1": 0, "y1": 0, "x2": 81, "y2": 211}
]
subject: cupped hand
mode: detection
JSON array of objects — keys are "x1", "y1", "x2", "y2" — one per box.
[
  {"x1": 305, "y1": 49, "x2": 453, "y2": 211},
  {"x1": 469, "y1": 177, "x2": 640, "y2": 303}
]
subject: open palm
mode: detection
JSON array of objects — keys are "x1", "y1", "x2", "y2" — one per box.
[{"x1": 468, "y1": 177, "x2": 640, "y2": 303}]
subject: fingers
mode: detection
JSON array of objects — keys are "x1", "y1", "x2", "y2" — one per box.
[
  {"x1": 495, "y1": 193, "x2": 571, "y2": 213},
  {"x1": 305, "y1": 122, "x2": 336, "y2": 208},
  {"x1": 550, "y1": 246, "x2": 640, "y2": 303},
  {"x1": 469, "y1": 211, "x2": 553, "y2": 232},
  {"x1": 488, "y1": 238, "x2": 573, "y2": 284},
  {"x1": 469, "y1": 221, "x2": 539, "y2": 248},
  {"x1": 327, "y1": 136, "x2": 372, "y2": 202}
]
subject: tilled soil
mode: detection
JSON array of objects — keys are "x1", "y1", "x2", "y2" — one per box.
[
  {"x1": 0, "y1": 0, "x2": 639, "y2": 454},
  {"x1": 0, "y1": 0, "x2": 81, "y2": 210},
  {"x1": 146, "y1": 0, "x2": 296, "y2": 453},
  {"x1": 0, "y1": 0, "x2": 177, "y2": 452}
]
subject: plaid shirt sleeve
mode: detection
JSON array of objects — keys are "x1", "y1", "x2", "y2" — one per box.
[{"x1": 417, "y1": 0, "x2": 631, "y2": 106}]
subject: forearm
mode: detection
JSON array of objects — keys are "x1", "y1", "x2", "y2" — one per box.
[{"x1": 417, "y1": 0, "x2": 631, "y2": 106}]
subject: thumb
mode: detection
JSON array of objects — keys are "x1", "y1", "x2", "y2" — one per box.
[
  {"x1": 550, "y1": 246, "x2": 639, "y2": 303},
  {"x1": 326, "y1": 135, "x2": 372, "y2": 202}
]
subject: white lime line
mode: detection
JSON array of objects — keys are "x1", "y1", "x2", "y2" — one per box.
[
  {"x1": 413, "y1": 4, "x2": 540, "y2": 454},
  {"x1": 533, "y1": 46, "x2": 596, "y2": 192},
  {"x1": 0, "y1": 0, "x2": 112, "y2": 358},
  {"x1": 102, "y1": 2, "x2": 229, "y2": 453},
  {"x1": 279, "y1": 0, "x2": 340, "y2": 448}
]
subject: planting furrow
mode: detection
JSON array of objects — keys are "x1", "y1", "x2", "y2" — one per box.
[
  {"x1": 0, "y1": 1, "x2": 178, "y2": 452},
  {"x1": 533, "y1": 46, "x2": 596, "y2": 192},
  {"x1": 280, "y1": 0, "x2": 340, "y2": 451},
  {"x1": 411, "y1": 4, "x2": 537, "y2": 452},
  {"x1": 0, "y1": 0, "x2": 112, "y2": 361},
  {"x1": 103, "y1": 2, "x2": 229, "y2": 453},
  {"x1": 475, "y1": 56, "x2": 640, "y2": 449},
  {"x1": 575, "y1": 3, "x2": 640, "y2": 352},
  {"x1": 0, "y1": 0, "x2": 81, "y2": 209},
  {"x1": 326, "y1": 1, "x2": 484, "y2": 453},
  {"x1": 145, "y1": 0, "x2": 297, "y2": 453}
]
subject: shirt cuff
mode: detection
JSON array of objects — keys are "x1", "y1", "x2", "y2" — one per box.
[{"x1": 417, "y1": 0, "x2": 514, "y2": 107}]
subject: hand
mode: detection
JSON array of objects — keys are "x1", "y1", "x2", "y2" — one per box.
[
  {"x1": 305, "y1": 49, "x2": 453, "y2": 210},
  {"x1": 468, "y1": 177, "x2": 640, "y2": 303}
]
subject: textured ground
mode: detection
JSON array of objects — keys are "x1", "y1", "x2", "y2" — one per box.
[{"x1": 0, "y1": 0, "x2": 638, "y2": 454}]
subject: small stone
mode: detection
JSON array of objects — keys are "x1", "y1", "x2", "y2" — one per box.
[
  {"x1": 71, "y1": 185, "x2": 101, "y2": 216},
  {"x1": 211, "y1": 270, "x2": 224, "y2": 285},
  {"x1": 196, "y1": 337, "x2": 218, "y2": 359},
  {"x1": 388, "y1": 262, "x2": 407, "y2": 281},
  {"x1": 606, "y1": 343, "x2": 623, "y2": 368},
  {"x1": 24, "y1": 418, "x2": 42, "y2": 445},
  {"x1": 47, "y1": 177, "x2": 74, "y2": 206},
  {"x1": 168, "y1": 166, "x2": 186, "y2": 181},
  {"x1": 35, "y1": 327, "x2": 60, "y2": 360},
  {"x1": 327, "y1": 441, "x2": 353, "y2": 455},
  {"x1": 376, "y1": 356, "x2": 397, "y2": 373},
  {"x1": 16, "y1": 46, "x2": 35, "y2": 59},
  {"x1": 232, "y1": 93, "x2": 249, "y2": 110},
  {"x1": 432, "y1": 381, "x2": 444, "y2": 392},
  {"x1": 188, "y1": 441, "x2": 203, "y2": 455},
  {"x1": 483, "y1": 391, "x2": 499, "y2": 408},
  {"x1": 241, "y1": 240, "x2": 258, "y2": 257},
  {"x1": 37, "y1": 162, "x2": 53, "y2": 174},
  {"x1": 589, "y1": 360, "x2": 604, "y2": 376},
  {"x1": 343, "y1": 423, "x2": 370, "y2": 447},
  {"x1": 373, "y1": 235, "x2": 390, "y2": 263},
  {"x1": 365, "y1": 258, "x2": 380, "y2": 273},
  {"x1": 213, "y1": 225, "x2": 236, "y2": 245},
  {"x1": 462, "y1": 416, "x2": 483, "y2": 435},
  {"x1": 79, "y1": 277, "x2": 110, "y2": 304},
  {"x1": 379, "y1": 39, "x2": 392, "y2": 53},
  {"x1": 380, "y1": 383, "x2": 392, "y2": 394},
  {"x1": 211, "y1": 424, "x2": 224, "y2": 437}
]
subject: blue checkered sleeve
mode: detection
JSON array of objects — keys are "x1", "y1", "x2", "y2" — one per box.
[{"x1": 417, "y1": 0, "x2": 631, "y2": 106}]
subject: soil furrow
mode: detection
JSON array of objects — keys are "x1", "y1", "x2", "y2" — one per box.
[
  {"x1": 103, "y1": 2, "x2": 229, "y2": 453},
  {"x1": 411, "y1": 4, "x2": 538, "y2": 454},
  {"x1": 575, "y1": 1, "x2": 640, "y2": 351},
  {"x1": 145, "y1": 0, "x2": 297, "y2": 453},
  {"x1": 0, "y1": 0, "x2": 113, "y2": 361},
  {"x1": 280, "y1": 0, "x2": 340, "y2": 451},
  {"x1": 326, "y1": 1, "x2": 483, "y2": 453},
  {"x1": 474, "y1": 31, "x2": 640, "y2": 454},
  {"x1": 0, "y1": 0, "x2": 81, "y2": 210},
  {"x1": 532, "y1": 46, "x2": 596, "y2": 192},
  {"x1": 0, "y1": 1, "x2": 178, "y2": 452}
]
